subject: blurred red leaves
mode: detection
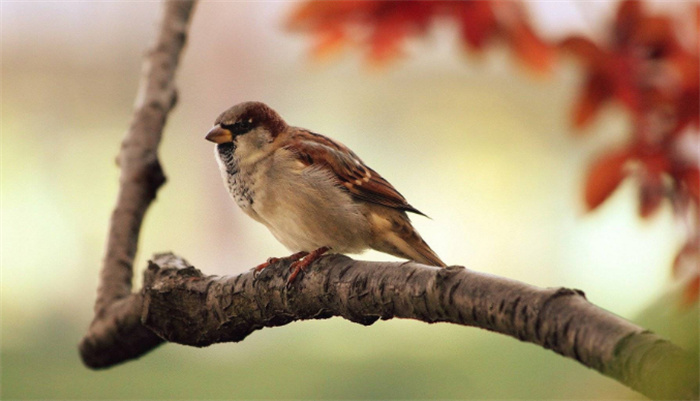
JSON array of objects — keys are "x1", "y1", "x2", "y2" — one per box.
[
  {"x1": 682, "y1": 167, "x2": 699, "y2": 204},
  {"x1": 584, "y1": 148, "x2": 632, "y2": 210},
  {"x1": 288, "y1": 0, "x2": 699, "y2": 304},
  {"x1": 456, "y1": 1, "x2": 496, "y2": 50},
  {"x1": 287, "y1": 1, "x2": 554, "y2": 72},
  {"x1": 683, "y1": 276, "x2": 700, "y2": 306},
  {"x1": 675, "y1": 242, "x2": 700, "y2": 305},
  {"x1": 564, "y1": 1, "x2": 699, "y2": 304},
  {"x1": 561, "y1": 0, "x2": 699, "y2": 134}
]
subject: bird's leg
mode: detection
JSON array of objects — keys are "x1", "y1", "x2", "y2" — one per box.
[
  {"x1": 253, "y1": 251, "x2": 309, "y2": 275},
  {"x1": 287, "y1": 246, "x2": 331, "y2": 284}
]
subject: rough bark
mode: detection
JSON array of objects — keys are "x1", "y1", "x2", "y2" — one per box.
[
  {"x1": 138, "y1": 253, "x2": 698, "y2": 401},
  {"x1": 79, "y1": 0, "x2": 196, "y2": 368}
]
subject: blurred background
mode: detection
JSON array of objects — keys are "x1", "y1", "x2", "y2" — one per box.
[{"x1": 2, "y1": 1, "x2": 697, "y2": 399}]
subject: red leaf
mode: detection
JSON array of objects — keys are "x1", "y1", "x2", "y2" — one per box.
[
  {"x1": 681, "y1": 275, "x2": 700, "y2": 307},
  {"x1": 637, "y1": 153, "x2": 671, "y2": 218},
  {"x1": 584, "y1": 149, "x2": 632, "y2": 210},
  {"x1": 287, "y1": 0, "x2": 554, "y2": 74},
  {"x1": 559, "y1": 36, "x2": 606, "y2": 65},
  {"x1": 673, "y1": 54, "x2": 700, "y2": 133},
  {"x1": 456, "y1": 2, "x2": 497, "y2": 50},
  {"x1": 640, "y1": 151, "x2": 671, "y2": 174},
  {"x1": 509, "y1": 21, "x2": 554, "y2": 74},
  {"x1": 674, "y1": 239, "x2": 699, "y2": 307},
  {"x1": 310, "y1": 26, "x2": 347, "y2": 59},
  {"x1": 367, "y1": 16, "x2": 408, "y2": 65},
  {"x1": 614, "y1": 0, "x2": 643, "y2": 46},
  {"x1": 638, "y1": 170, "x2": 665, "y2": 218},
  {"x1": 287, "y1": 1, "x2": 369, "y2": 31},
  {"x1": 681, "y1": 167, "x2": 700, "y2": 204},
  {"x1": 632, "y1": 16, "x2": 676, "y2": 55},
  {"x1": 573, "y1": 74, "x2": 612, "y2": 129},
  {"x1": 674, "y1": 242, "x2": 699, "y2": 277}
]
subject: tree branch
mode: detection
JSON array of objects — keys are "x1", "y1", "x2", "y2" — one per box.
[
  {"x1": 79, "y1": 0, "x2": 196, "y2": 369},
  {"x1": 138, "y1": 253, "x2": 696, "y2": 400}
]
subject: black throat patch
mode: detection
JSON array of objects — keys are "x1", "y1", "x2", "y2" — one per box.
[{"x1": 217, "y1": 142, "x2": 238, "y2": 175}]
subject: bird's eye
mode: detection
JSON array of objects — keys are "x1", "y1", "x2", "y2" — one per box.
[{"x1": 222, "y1": 120, "x2": 254, "y2": 136}]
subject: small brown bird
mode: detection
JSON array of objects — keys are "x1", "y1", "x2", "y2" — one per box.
[{"x1": 206, "y1": 101, "x2": 445, "y2": 282}]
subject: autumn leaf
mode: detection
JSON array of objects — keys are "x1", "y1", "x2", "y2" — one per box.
[
  {"x1": 680, "y1": 167, "x2": 700, "y2": 204},
  {"x1": 682, "y1": 275, "x2": 700, "y2": 307},
  {"x1": 561, "y1": 0, "x2": 697, "y2": 133},
  {"x1": 674, "y1": 242, "x2": 699, "y2": 276},
  {"x1": 287, "y1": 1, "x2": 367, "y2": 32},
  {"x1": 572, "y1": 74, "x2": 613, "y2": 129},
  {"x1": 456, "y1": 1, "x2": 497, "y2": 50},
  {"x1": 309, "y1": 26, "x2": 347, "y2": 60},
  {"x1": 635, "y1": 151, "x2": 670, "y2": 217},
  {"x1": 287, "y1": 0, "x2": 552, "y2": 73},
  {"x1": 367, "y1": 10, "x2": 411, "y2": 65},
  {"x1": 673, "y1": 241, "x2": 699, "y2": 305},
  {"x1": 672, "y1": 53, "x2": 700, "y2": 133},
  {"x1": 584, "y1": 149, "x2": 632, "y2": 210},
  {"x1": 508, "y1": 20, "x2": 554, "y2": 74},
  {"x1": 559, "y1": 37, "x2": 606, "y2": 65},
  {"x1": 613, "y1": 0, "x2": 643, "y2": 46},
  {"x1": 638, "y1": 170, "x2": 665, "y2": 218}
]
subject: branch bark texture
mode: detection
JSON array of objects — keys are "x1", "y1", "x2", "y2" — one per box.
[
  {"x1": 79, "y1": 0, "x2": 196, "y2": 368},
  {"x1": 138, "y1": 253, "x2": 697, "y2": 400}
]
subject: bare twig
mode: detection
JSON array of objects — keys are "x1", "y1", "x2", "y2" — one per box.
[{"x1": 79, "y1": 0, "x2": 196, "y2": 369}]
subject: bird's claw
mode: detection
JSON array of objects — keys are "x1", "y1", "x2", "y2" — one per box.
[
  {"x1": 287, "y1": 261, "x2": 307, "y2": 285},
  {"x1": 252, "y1": 257, "x2": 280, "y2": 279},
  {"x1": 285, "y1": 246, "x2": 330, "y2": 287},
  {"x1": 252, "y1": 251, "x2": 310, "y2": 281},
  {"x1": 252, "y1": 248, "x2": 329, "y2": 286}
]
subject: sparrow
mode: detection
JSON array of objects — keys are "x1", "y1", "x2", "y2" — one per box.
[{"x1": 206, "y1": 101, "x2": 446, "y2": 282}]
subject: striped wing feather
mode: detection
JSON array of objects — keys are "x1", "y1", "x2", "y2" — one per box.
[{"x1": 284, "y1": 129, "x2": 426, "y2": 216}]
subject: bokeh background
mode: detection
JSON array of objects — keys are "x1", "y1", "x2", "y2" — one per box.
[{"x1": 2, "y1": 1, "x2": 697, "y2": 399}]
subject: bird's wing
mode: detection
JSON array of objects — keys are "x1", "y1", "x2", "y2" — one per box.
[{"x1": 284, "y1": 129, "x2": 426, "y2": 216}]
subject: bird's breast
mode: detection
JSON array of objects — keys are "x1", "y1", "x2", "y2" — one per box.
[
  {"x1": 216, "y1": 145, "x2": 372, "y2": 253},
  {"x1": 228, "y1": 169, "x2": 255, "y2": 211},
  {"x1": 216, "y1": 144, "x2": 255, "y2": 212}
]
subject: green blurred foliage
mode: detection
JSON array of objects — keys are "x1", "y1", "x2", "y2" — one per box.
[{"x1": 2, "y1": 316, "x2": 658, "y2": 399}]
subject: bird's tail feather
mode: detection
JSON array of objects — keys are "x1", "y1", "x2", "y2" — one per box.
[
  {"x1": 370, "y1": 210, "x2": 446, "y2": 268},
  {"x1": 409, "y1": 237, "x2": 446, "y2": 267}
]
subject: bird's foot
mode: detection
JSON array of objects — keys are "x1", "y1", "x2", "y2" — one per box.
[
  {"x1": 253, "y1": 251, "x2": 309, "y2": 277},
  {"x1": 287, "y1": 246, "x2": 330, "y2": 286}
]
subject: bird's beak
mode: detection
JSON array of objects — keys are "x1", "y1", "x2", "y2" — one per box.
[{"x1": 205, "y1": 125, "x2": 233, "y2": 144}]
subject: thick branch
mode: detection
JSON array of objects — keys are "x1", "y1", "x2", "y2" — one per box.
[
  {"x1": 79, "y1": 0, "x2": 196, "y2": 368},
  {"x1": 139, "y1": 253, "x2": 698, "y2": 401}
]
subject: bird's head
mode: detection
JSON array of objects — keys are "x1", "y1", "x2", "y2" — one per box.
[{"x1": 205, "y1": 102, "x2": 287, "y2": 155}]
